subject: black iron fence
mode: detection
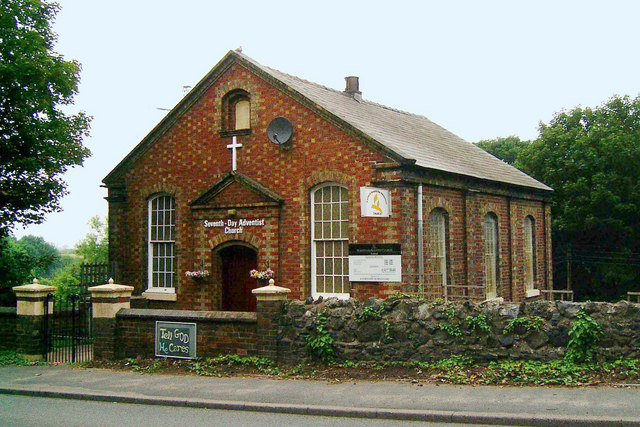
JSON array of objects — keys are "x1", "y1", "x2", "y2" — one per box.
[
  {"x1": 43, "y1": 293, "x2": 93, "y2": 363},
  {"x1": 80, "y1": 262, "x2": 116, "y2": 289}
]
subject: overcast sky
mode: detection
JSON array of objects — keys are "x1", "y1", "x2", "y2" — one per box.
[{"x1": 12, "y1": 0, "x2": 640, "y2": 248}]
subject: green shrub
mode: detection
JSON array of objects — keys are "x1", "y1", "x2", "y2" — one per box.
[
  {"x1": 465, "y1": 313, "x2": 491, "y2": 335},
  {"x1": 565, "y1": 310, "x2": 603, "y2": 363},
  {"x1": 504, "y1": 315, "x2": 545, "y2": 334},
  {"x1": 305, "y1": 312, "x2": 335, "y2": 363},
  {"x1": 0, "y1": 351, "x2": 40, "y2": 366},
  {"x1": 356, "y1": 302, "x2": 389, "y2": 322},
  {"x1": 433, "y1": 355, "x2": 474, "y2": 371},
  {"x1": 439, "y1": 305, "x2": 463, "y2": 338}
]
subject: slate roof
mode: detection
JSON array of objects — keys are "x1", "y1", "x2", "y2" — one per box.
[
  {"x1": 104, "y1": 50, "x2": 551, "y2": 192},
  {"x1": 237, "y1": 52, "x2": 550, "y2": 192}
]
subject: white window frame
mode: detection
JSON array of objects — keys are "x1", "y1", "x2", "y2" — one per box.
[
  {"x1": 483, "y1": 213, "x2": 499, "y2": 300},
  {"x1": 147, "y1": 194, "x2": 176, "y2": 294},
  {"x1": 428, "y1": 209, "x2": 448, "y2": 287},
  {"x1": 524, "y1": 216, "x2": 535, "y2": 293},
  {"x1": 311, "y1": 183, "x2": 349, "y2": 299}
]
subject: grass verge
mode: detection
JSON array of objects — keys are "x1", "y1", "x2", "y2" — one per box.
[{"x1": 77, "y1": 354, "x2": 640, "y2": 387}]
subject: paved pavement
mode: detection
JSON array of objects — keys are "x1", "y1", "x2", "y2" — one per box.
[{"x1": 1, "y1": 365, "x2": 639, "y2": 426}]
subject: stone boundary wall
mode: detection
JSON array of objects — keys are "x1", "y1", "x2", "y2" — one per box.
[
  {"x1": 115, "y1": 309, "x2": 258, "y2": 359},
  {"x1": 0, "y1": 307, "x2": 16, "y2": 351},
  {"x1": 278, "y1": 297, "x2": 640, "y2": 362}
]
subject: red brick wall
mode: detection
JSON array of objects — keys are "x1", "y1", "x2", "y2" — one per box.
[
  {"x1": 107, "y1": 61, "x2": 551, "y2": 307},
  {"x1": 418, "y1": 188, "x2": 550, "y2": 302},
  {"x1": 0, "y1": 308, "x2": 16, "y2": 351},
  {"x1": 115, "y1": 310, "x2": 257, "y2": 359}
]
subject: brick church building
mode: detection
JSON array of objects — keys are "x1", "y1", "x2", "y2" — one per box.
[{"x1": 103, "y1": 50, "x2": 552, "y2": 311}]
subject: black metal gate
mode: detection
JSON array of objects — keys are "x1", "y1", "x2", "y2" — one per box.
[{"x1": 43, "y1": 293, "x2": 93, "y2": 363}]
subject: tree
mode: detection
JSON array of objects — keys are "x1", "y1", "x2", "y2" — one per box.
[
  {"x1": 18, "y1": 234, "x2": 60, "y2": 278},
  {"x1": 46, "y1": 216, "x2": 108, "y2": 297},
  {"x1": 75, "y1": 215, "x2": 108, "y2": 264},
  {"x1": 0, "y1": 235, "x2": 30, "y2": 305},
  {"x1": 475, "y1": 136, "x2": 530, "y2": 167},
  {"x1": 0, "y1": 0, "x2": 91, "y2": 235},
  {"x1": 520, "y1": 95, "x2": 640, "y2": 300}
]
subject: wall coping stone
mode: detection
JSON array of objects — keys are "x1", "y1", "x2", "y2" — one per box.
[
  {"x1": 117, "y1": 308, "x2": 257, "y2": 323},
  {"x1": 0, "y1": 307, "x2": 16, "y2": 316},
  {"x1": 13, "y1": 279, "x2": 56, "y2": 296},
  {"x1": 252, "y1": 279, "x2": 291, "y2": 301},
  {"x1": 89, "y1": 280, "x2": 134, "y2": 294}
]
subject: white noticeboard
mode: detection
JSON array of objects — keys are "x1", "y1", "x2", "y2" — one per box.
[
  {"x1": 348, "y1": 244, "x2": 402, "y2": 282},
  {"x1": 360, "y1": 187, "x2": 391, "y2": 217}
]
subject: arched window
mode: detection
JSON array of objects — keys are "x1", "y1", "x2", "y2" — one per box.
[
  {"x1": 222, "y1": 89, "x2": 251, "y2": 133},
  {"x1": 311, "y1": 183, "x2": 349, "y2": 299},
  {"x1": 524, "y1": 216, "x2": 536, "y2": 292},
  {"x1": 234, "y1": 99, "x2": 250, "y2": 130},
  {"x1": 483, "y1": 212, "x2": 499, "y2": 299},
  {"x1": 428, "y1": 208, "x2": 449, "y2": 287},
  {"x1": 148, "y1": 194, "x2": 176, "y2": 292}
]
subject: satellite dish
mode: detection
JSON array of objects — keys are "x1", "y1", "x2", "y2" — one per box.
[{"x1": 267, "y1": 117, "x2": 293, "y2": 145}]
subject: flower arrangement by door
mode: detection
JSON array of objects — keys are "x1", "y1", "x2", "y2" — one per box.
[
  {"x1": 250, "y1": 268, "x2": 274, "y2": 286},
  {"x1": 186, "y1": 261, "x2": 210, "y2": 282}
]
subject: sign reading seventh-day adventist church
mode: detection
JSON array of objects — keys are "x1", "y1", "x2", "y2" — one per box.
[
  {"x1": 155, "y1": 321, "x2": 196, "y2": 359},
  {"x1": 203, "y1": 218, "x2": 266, "y2": 235}
]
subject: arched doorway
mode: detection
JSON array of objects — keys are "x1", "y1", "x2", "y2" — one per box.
[{"x1": 219, "y1": 245, "x2": 258, "y2": 312}]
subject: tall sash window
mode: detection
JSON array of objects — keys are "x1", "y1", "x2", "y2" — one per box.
[
  {"x1": 524, "y1": 216, "x2": 535, "y2": 292},
  {"x1": 148, "y1": 194, "x2": 176, "y2": 292},
  {"x1": 483, "y1": 213, "x2": 499, "y2": 299},
  {"x1": 428, "y1": 209, "x2": 448, "y2": 287},
  {"x1": 311, "y1": 184, "x2": 349, "y2": 299}
]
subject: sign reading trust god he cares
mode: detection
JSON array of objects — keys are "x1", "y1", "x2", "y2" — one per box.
[
  {"x1": 360, "y1": 187, "x2": 391, "y2": 217},
  {"x1": 155, "y1": 321, "x2": 196, "y2": 359}
]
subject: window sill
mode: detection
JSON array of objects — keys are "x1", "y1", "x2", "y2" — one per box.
[
  {"x1": 312, "y1": 293, "x2": 351, "y2": 301},
  {"x1": 220, "y1": 129, "x2": 252, "y2": 138},
  {"x1": 526, "y1": 289, "x2": 541, "y2": 298},
  {"x1": 484, "y1": 296, "x2": 504, "y2": 303},
  {"x1": 142, "y1": 291, "x2": 177, "y2": 302}
]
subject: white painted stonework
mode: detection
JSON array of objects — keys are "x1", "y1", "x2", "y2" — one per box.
[
  {"x1": 252, "y1": 279, "x2": 291, "y2": 301},
  {"x1": 13, "y1": 280, "x2": 56, "y2": 316},
  {"x1": 89, "y1": 279, "x2": 134, "y2": 318}
]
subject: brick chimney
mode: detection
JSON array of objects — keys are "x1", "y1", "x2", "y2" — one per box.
[{"x1": 344, "y1": 76, "x2": 362, "y2": 101}]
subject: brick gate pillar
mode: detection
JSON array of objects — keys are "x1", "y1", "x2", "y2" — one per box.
[
  {"x1": 89, "y1": 279, "x2": 133, "y2": 360},
  {"x1": 13, "y1": 279, "x2": 56, "y2": 360},
  {"x1": 252, "y1": 279, "x2": 290, "y2": 361}
]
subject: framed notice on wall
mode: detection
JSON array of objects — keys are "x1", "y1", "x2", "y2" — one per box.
[
  {"x1": 348, "y1": 244, "x2": 401, "y2": 282},
  {"x1": 155, "y1": 321, "x2": 196, "y2": 359}
]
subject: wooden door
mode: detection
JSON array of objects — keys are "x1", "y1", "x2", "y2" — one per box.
[{"x1": 220, "y1": 245, "x2": 258, "y2": 312}]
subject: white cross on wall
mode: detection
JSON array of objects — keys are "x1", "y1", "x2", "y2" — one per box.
[{"x1": 226, "y1": 136, "x2": 243, "y2": 171}]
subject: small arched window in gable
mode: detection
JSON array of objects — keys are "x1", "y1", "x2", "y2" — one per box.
[
  {"x1": 222, "y1": 89, "x2": 251, "y2": 134},
  {"x1": 235, "y1": 99, "x2": 250, "y2": 130}
]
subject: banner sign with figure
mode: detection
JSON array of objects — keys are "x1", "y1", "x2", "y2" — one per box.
[{"x1": 360, "y1": 187, "x2": 391, "y2": 217}]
